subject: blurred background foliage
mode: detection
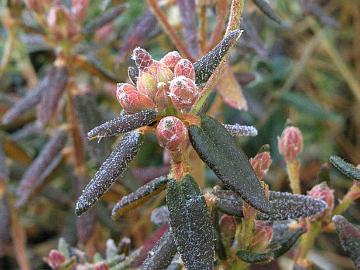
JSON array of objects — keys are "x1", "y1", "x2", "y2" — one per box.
[{"x1": 0, "y1": 0, "x2": 359, "y2": 269}]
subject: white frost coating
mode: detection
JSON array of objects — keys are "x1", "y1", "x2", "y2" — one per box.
[{"x1": 224, "y1": 124, "x2": 258, "y2": 137}]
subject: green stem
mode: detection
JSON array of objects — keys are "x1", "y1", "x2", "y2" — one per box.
[
  {"x1": 332, "y1": 182, "x2": 360, "y2": 216},
  {"x1": 287, "y1": 160, "x2": 301, "y2": 194},
  {"x1": 295, "y1": 221, "x2": 321, "y2": 264}
]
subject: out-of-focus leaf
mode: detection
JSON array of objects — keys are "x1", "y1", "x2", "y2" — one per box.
[
  {"x1": 16, "y1": 130, "x2": 67, "y2": 207},
  {"x1": 166, "y1": 175, "x2": 215, "y2": 270},
  {"x1": 111, "y1": 176, "x2": 169, "y2": 220},
  {"x1": 189, "y1": 115, "x2": 271, "y2": 213},
  {"x1": 87, "y1": 110, "x2": 157, "y2": 140},
  {"x1": 237, "y1": 249, "x2": 273, "y2": 263},
  {"x1": 10, "y1": 122, "x2": 42, "y2": 141},
  {"x1": 0, "y1": 195, "x2": 11, "y2": 256},
  {"x1": 128, "y1": 66, "x2": 139, "y2": 85},
  {"x1": 37, "y1": 65, "x2": 68, "y2": 125},
  {"x1": 76, "y1": 209, "x2": 96, "y2": 245},
  {"x1": 3, "y1": 137, "x2": 32, "y2": 164},
  {"x1": 329, "y1": 155, "x2": 360, "y2": 181},
  {"x1": 252, "y1": 0, "x2": 281, "y2": 24},
  {"x1": 0, "y1": 137, "x2": 9, "y2": 181},
  {"x1": 194, "y1": 30, "x2": 242, "y2": 85},
  {"x1": 83, "y1": 4, "x2": 127, "y2": 34},
  {"x1": 141, "y1": 231, "x2": 177, "y2": 270},
  {"x1": 216, "y1": 66, "x2": 248, "y2": 110},
  {"x1": 333, "y1": 215, "x2": 360, "y2": 268},
  {"x1": 272, "y1": 225, "x2": 305, "y2": 257},
  {"x1": 75, "y1": 131, "x2": 143, "y2": 216},
  {"x1": 224, "y1": 124, "x2": 258, "y2": 137},
  {"x1": 151, "y1": 206, "x2": 170, "y2": 226}
]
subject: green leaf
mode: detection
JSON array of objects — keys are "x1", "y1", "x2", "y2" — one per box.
[
  {"x1": 194, "y1": 30, "x2": 241, "y2": 85},
  {"x1": 75, "y1": 131, "x2": 143, "y2": 216},
  {"x1": 329, "y1": 155, "x2": 360, "y2": 181},
  {"x1": 252, "y1": 0, "x2": 281, "y2": 24},
  {"x1": 333, "y1": 215, "x2": 360, "y2": 269},
  {"x1": 237, "y1": 250, "x2": 273, "y2": 263},
  {"x1": 111, "y1": 176, "x2": 169, "y2": 220},
  {"x1": 166, "y1": 175, "x2": 215, "y2": 270},
  {"x1": 189, "y1": 115, "x2": 271, "y2": 213},
  {"x1": 271, "y1": 223, "x2": 305, "y2": 257}
]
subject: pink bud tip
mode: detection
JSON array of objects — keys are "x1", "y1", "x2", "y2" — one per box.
[
  {"x1": 160, "y1": 51, "x2": 182, "y2": 70},
  {"x1": 71, "y1": 0, "x2": 89, "y2": 22},
  {"x1": 132, "y1": 47, "x2": 153, "y2": 71},
  {"x1": 168, "y1": 76, "x2": 198, "y2": 112},
  {"x1": 250, "y1": 151, "x2": 272, "y2": 180},
  {"x1": 94, "y1": 262, "x2": 109, "y2": 270},
  {"x1": 156, "y1": 116, "x2": 188, "y2": 152},
  {"x1": 174, "y1": 59, "x2": 195, "y2": 81},
  {"x1": 47, "y1": 249, "x2": 66, "y2": 269},
  {"x1": 278, "y1": 126, "x2": 303, "y2": 163},
  {"x1": 308, "y1": 182, "x2": 335, "y2": 211},
  {"x1": 116, "y1": 83, "x2": 155, "y2": 113}
]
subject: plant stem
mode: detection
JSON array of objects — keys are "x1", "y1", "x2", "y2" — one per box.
[
  {"x1": 295, "y1": 221, "x2": 321, "y2": 265},
  {"x1": 332, "y1": 182, "x2": 360, "y2": 216},
  {"x1": 287, "y1": 160, "x2": 301, "y2": 194}
]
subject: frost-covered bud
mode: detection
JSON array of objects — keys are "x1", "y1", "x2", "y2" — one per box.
[
  {"x1": 169, "y1": 76, "x2": 198, "y2": 112},
  {"x1": 156, "y1": 116, "x2": 188, "y2": 152},
  {"x1": 219, "y1": 214, "x2": 236, "y2": 246},
  {"x1": 116, "y1": 83, "x2": 155, "y2": 113},
  {"x1": 250, "y1": 221, "x2": 273, "y2": 251},
  {"x1": 160, "y1": 51, "x2": 182, "y2": 70},
  {"x1": 132, "y1": 47, "x2": 154, "y2": 72},
  {"x1": 278, "y1": 126, "x2": 303, "y2": 163},
  {"x1": 47, "y1": 249, "x2": 66, "y2": 269},
  {"x1": 308, "y1": 182, "x2": 334, "y2": 211},
  {"x1": 250, "y1": 151, "x2": 272, "y2": 180},
  {"x1": 94, "y1": 262, "x2": 109, "y2": 270},
  {"x1": 71, "y1": 0, "x2": 89, "y2": 22},
  {"x1": 174, "y1": 59, "x2": 195, "y2": 81}
]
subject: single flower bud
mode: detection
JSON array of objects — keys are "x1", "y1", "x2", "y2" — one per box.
[
  {"x1": 132, "y1": 47, "x2": 154, "y2": 72},
  {"x1": 94, "y1": 262, "x2": 109, "y2": 270},
  {"x1": 168, "y1": 76, "x2": 198, "y2": 112},
  {"x1": 71, "y1": 0, "x2": 89, "y2": 22},
  {"x1": 160, "y1": 51, "x2": 182, "y2": 70},
  {"x1": 116, "y1": 83, "x2": 155, "y2": 113},
  {"x1": 219, "y1": 214, "x2": 236, "y2": 247},
  {"x1": 250, "y1": 221, "x2": 273, "y2": 252},
  {"x1": 250, "y1": 151, "x2": 272, "y2": 180},
  {"x1": 308, "y1": 182, "x2": 334, "y2": 211},
  {"x1": 156, "y1": 116, "x2": 188, "y2": 152},
  {"x1": 47, "y1": 249, "x2": 66, "y2": 269},
  {"x1": 278, "y1": 126, "x2": 303, "y2": 163},
  {"x1": 154, "y1": 82, "x2": 171, "y2": 110},
  {"x1": 174, "y1": 58, "x2": 195, "y2": 81}
]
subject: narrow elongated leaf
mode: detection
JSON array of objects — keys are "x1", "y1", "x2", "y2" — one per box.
[
  {"x1": 333, "y1": 215, "x2": 360, "y2": 269},
  {"x1": 0, "y1": 196, "x2": 11, "y2": 256},
  {"x1": 213, "y1": 189, "x2": 244, "y2": 217},
  {"x1": 75, "y1": 131, "x2": 143, "y2": 216},
  {"x1": 189, "y1": 115, "x2": 271, "y2": 213},
  {"x1": 330, "y1": 156, "x2": 360, "y2": 181},
  {"x1": 194, "y1": 30, "x2": 241, "y2": 85},
  {"x1": 272, "y1": 226, "x2": 305, "y2": 257},
  {"x1": 252, "y1": 0, "x2": 281, "y2": 24},
  {"x1": 224, "y1": 124, "x2": 258, "y2": 137},
  {"x1": 16, "y1": 130, "x2": 67, "y2": 207},
  {"x1": 237, "y1": 250, "x2": 273, "y2": 263},
  {"x1": 141, "y1": 231, "x2": 177, "y2": 270},
  {"x1": 87, "y1": 110, "x2": 157, "y2": 140},
  {"x1": 166, "y1": 175, "x2": 214, "y2": 270},
  {"x1": 111, "y1": 176, "x2": 169, "y2": 220},
  {"x1": 37, "y1": 65, "x2": 68, "y2": 125},
  {"x1": 0, "y1": 137, "x2": 9, "y2": 181}
]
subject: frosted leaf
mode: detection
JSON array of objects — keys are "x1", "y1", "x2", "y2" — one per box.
[
  {"x1": 151, "y1": 206, "x2": 170, "y2": 226},
  {"x1": 252, "y1": 0, "x2": 281, "y2": 24},
  {"x1": 330, "y1": 155, "x2": 360, "y2": 181},
  {"x1": 224, "y1": 124, "x2": 258, "y2": 137}
]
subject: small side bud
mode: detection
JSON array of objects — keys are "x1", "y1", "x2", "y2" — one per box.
[
  {"x1": 250, "y1": 151, "x2": 272, "y2": 180},
  {"x1": 278, "y1": 126, "x2": 303, "y2": 163},
  {"x1": 219, "y1": 214, "x2": 236, "y2": 246},
  {"x1": 160, "y1": 51, "x2": 182, "y2": 70},
  {"x1": 174, "y1": 59, "x2": 195, "y2": 81},
  {"x1": 116, "y1": 83, "x2": 155, "y2": 113},
  {"x1": 250, "y1": 221, "x2": 273, "y2": 252},
  {"x1": 156, "y1": 117, "x2": 188, "y2": 152},
  {"x1": 132, "y1": 47, "x2": 153, "y2": 71},
  {"x1": 47, "y1": 249, "x2": 66, "y2": 269},
  {"x1": 168, "y1": 76, "x2": 198, "y2": 112},
  {"x1": 308, "y1": 182, "x2": 335, "y2": 213}
]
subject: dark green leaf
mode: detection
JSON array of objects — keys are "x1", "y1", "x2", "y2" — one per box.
[
  {"x1": 252, "y1": 0, "x2": 281, "y2": 24},
  {"x1": 189, "y1": 115, "x2": 271, "y2": 213},
  {"x1": 194, "y1": 30, "x2": 241, "y2": 85},
  {"x1": 213, "y1": 189, "x2": 244, "y2": 217},
  {"x1": 111, "y1": 176, "x2": 169, "y2": 220},
  {"x1": 75, "y1": 131, "x2": 143, "y2": 216},
  {"x1": 87, "y1": 110, "x2": 157, "y2": 140},
  {"x1": 237, "y1": 250, "x2": 273, "y2": 263},
  {"x1": 166, "y1": 175, "x2": 214, "y2": 270},
  {"x1": 271, "y1": 224, "x2": 305, "y2": 257},
  {"x1": 329, "y1": 155, "x2": 360, "y2": 181},
  {"x1": 128, "y1": 66, "x2": 139, "y2": 85},
  {"x1": 333, "y1": 215, "x2": 360, "y2": 269}
]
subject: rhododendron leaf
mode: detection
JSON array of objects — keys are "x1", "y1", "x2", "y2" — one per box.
[
  {"x1": 237, "y1": 250, "x2": 273, "y2": 263},
  {"x1": 330, "y1": 155, "x2": 360, "y2": 181},
  {"x1": 212, "y1": 189, "x2": 244, "y2": 217},
  {"x1": 111, "y1": 176, "x2": 169, "y2": 220},
  {"x1": 141, "y1": 231, "x2": 177, "y2": 270},
  {"x1": 224, "y1": 124, "x2": 258, "y2": 137},
  {"x1": 166, "y1": 175, "x2": 215, "y2": 270},
  {"x1": 252, "y1": 0, "x2": 281, "y2": 24},
  {"x1": 271, "y1": 225, "x2": 306, "y2": 257},
  {"x1": 87, "y1": 110, "x2": 157, "y2": 140},
  {"x1": 75, "y1": 131, "x2": 143, "y2": 216},
  {"x1": 194, "y1": 30, "x2": 241, "y2": 85},
  {"x1": 333, "y1": 215, "x2": 360, "y2": 269},
  {"x1": 189, "y1": 115, "x2": 271, "y2": 213}
]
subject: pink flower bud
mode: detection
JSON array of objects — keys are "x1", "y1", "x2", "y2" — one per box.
[
  {"x1": 71, "y1": 0, "x2": 89, "y2": 22},
  {"x1": 156, "y1": 117, "x2": 188, "y2": 152},
  {"x1": 160, "y1": 51, "x2": 182, "y2": 70},
  {"x1": 219, "y1": 214, "x2": 236, "y2": 246},
  {"x1": 174, "y1": 59, "x2": 195, "y2": 81},
  {"x1": 116, "y1": 83, "x2": 155, "y2": 113},
  {"x1": 250, "y1": 221, "x2": 273, "y2": 251},
  {"x1": 250, "y1": 151, "x2": 272, "y2": 180},
  {"x1": 308, "y1": 182, "x2": 335, "y2": 211},
  {"x1": 278, "y1": 126, "x2": 303, "y2": 163},
  {"x1": 47, "y1": 249, "x2": 66, "y2": 269},
  {"x1": 94, "y1": 23, "x2": 113, "y2": 43},
  {"x1": 132, "y1": 47, "x2": 154, "y2": 71},
  {"x1": 168, "y1": 76, "x2": 198, "y2": 112},
  {"x1": 94, "y1": 262, "x2": 109, "y2": 270}
]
